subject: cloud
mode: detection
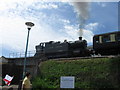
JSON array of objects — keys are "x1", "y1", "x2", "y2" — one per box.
[
  {"x1": 97, "y1": 2, "x2": 107, "y2": 7},
  {"x1": 85, "y1": 22, "x2": 99, "y2": 31},
  {"x1": 31, "y1": 2, "x2": 58, "y2": 9},
  {"x1": 0, "y1": 0, "x2": 58, "y2": 14},
  {"x1": 83, "y1": 29, "x2": 94, "y2": 43},
  {"x1": 64, "y1": 25, "x2": 78, "y2": 39},
  {"x1": 59, "y1": 19, "x2": 70, "y2": 24},
  {"x1": 61, "y1": 0, "x2": 119, "y2": 2},
  {"x1": 0, "y1": 15, "x2": 69, "y2": 51},
  {"x1": 1, "y1": 16, "x2": 28, "y2": 51},
  {"x1": 0, "y1": 1, "x2": 58, "y2": 54},
  {"x1": 0, "y1": 0, "x2": 35, "y2": 11},
  {"x1": 63, "y1": 25, "x2": 94, "y2": 43},
  {"x1": 101, "y1": 3, "x2": 106, "y2": 7}
]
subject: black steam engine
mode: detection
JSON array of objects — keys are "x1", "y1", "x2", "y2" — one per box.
[{"x1": 35, "y1": 37, "x2": 90, "y2": 59}]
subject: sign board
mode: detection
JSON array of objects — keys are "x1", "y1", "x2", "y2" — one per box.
[{"x1": 60, "y1": 76, "x2": 75, "y2": 88}]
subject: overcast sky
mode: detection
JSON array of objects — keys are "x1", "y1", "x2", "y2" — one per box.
[{"x1": 0, "y1": 0, "x2": 119, "y2": 57}]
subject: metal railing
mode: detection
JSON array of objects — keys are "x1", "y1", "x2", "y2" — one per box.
[{"x1": 9, "y1": 51, "x2": 36, "y2": 58}]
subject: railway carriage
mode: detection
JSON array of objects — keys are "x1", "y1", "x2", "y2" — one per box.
[{"x1": 93, "y1": 31, "x2": 120, "y2": 55}]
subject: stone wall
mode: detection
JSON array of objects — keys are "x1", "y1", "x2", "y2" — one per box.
[
  {"x1": 2, "y1": 63, "x2": 23, "y2": 85},
  {"x1": 2, "y1": 56, "x2": 41, "y2": 85}
]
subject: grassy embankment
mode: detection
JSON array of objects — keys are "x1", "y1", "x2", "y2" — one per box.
[{"x1": 32, "y1": 57, "x2": 120, "y2": 89}]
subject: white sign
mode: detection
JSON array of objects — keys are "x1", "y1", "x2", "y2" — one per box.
[
  {"x1": 60, "y1": 76, "x2": 75, "y2": 88},
  {"x1": 3, "y1": 75, "x2": 14, "y2": 86}
]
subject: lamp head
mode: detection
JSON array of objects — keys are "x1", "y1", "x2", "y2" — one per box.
[{"x1": 25, "y1": 22, "x2": 35, "y2": 30}]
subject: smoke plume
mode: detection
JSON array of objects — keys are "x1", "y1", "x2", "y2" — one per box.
[{"x1": 71, "y1": 1, "x2": 90, "y2": 37}]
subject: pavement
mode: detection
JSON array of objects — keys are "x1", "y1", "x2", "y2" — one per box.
[{"x1": 0, "y1": 85, "x2": 18, "y2": 90}]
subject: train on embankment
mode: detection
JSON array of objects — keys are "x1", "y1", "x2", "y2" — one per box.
[{"x1": 34, "y1": 31, "x2": 120, "y2": 59}]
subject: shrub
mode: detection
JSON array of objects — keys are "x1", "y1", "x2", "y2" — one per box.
[{"x1": 32, "y1": 57, "x2": 120, "y2": 89}]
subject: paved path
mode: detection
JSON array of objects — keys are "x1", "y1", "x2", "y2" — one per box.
[{"x1": 1, "y1": 85, "x2": 18, "y2": 90}]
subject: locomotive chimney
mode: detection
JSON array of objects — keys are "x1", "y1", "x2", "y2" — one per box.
[{"x1": 79, "y1": 37, "x2": 82, "y2": 40}]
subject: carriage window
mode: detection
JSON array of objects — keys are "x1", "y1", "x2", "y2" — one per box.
[
  {"x1": 103, "y1": 35, "x2": 110, "y2": 42},
  {"x1": 116, "y1": 33, "x2": 120, "y2": 41},
  {"x1": 95, "y1": 36, "x2": 99, "y2": 43},
  {"x1": 110, "y1": 34, "x2": 116, "y2": 42}
]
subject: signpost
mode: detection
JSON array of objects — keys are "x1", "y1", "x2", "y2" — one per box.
[{"x1": 60, "y1": 76, "x2": 75, "y2": 88}]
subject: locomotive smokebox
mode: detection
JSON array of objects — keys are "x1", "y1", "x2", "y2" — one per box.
[{"x1": 79, "y1": 37, "x2": 82, "y2": 40}]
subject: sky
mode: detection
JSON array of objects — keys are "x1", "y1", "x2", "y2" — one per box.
[{"x1": 0, "y1": 0, "x2": 119, "y2": 57}]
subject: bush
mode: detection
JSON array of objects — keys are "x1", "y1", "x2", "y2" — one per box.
[
  {"x1": 32, "y1": 57, "x2": 120, "y2": 89},
  {"x1": 32, "y1": 76, "x2": 58, "y2": 89}
]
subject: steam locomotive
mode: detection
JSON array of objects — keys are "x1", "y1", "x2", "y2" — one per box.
[
  {"x1": 34, "y1": 31, "x2": 120, "y2": 59},
  {"x1": 35, "y1": 37, "x2": 90, "y2": 59}
]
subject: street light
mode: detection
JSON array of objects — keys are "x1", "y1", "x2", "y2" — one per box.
[{"x1": 23, "y1": 22, "x2": 35, "y2": 78}]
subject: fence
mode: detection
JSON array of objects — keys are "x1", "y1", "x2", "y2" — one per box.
[{"x1": 9, "y1": 51, "x2": 36, "y2": 58}]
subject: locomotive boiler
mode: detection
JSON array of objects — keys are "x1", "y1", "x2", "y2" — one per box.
[{"x1": 34, "y1": 37, "x2": 90, "y2": 59}]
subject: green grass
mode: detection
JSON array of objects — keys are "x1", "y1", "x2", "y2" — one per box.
[{"x1": 32, "y1": 57, "x2": 120, "y2": 89}]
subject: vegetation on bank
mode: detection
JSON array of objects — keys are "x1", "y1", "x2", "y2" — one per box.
[{"x1": 32, "y1": 57, "x2": 120, "y2": 89}]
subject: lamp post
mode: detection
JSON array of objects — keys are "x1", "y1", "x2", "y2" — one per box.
[{"x1": 23, "y1": 22, "x2": 35, "y2": 78}]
